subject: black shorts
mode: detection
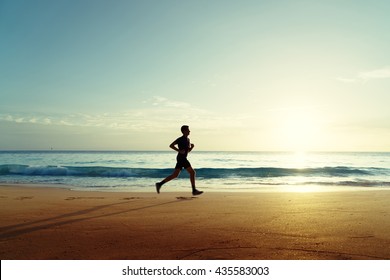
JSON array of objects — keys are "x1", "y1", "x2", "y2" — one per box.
[{"x1": 175, "y1": 155, "x2": 191, "y2": 169}]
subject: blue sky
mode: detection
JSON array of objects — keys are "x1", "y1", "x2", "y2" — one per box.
[{"x1": 1, "y1": 0, "x2": 390, "y2": 151}]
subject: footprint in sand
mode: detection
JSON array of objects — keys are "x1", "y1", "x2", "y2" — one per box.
[
  {"x1": 65, "y1": 197, "x2": 105, "y2": 201},
  {"x1": 176, "y1": 196, "x2": 198, "y2": 200},
  {"x1": 121, "y1": 197, "x2": 143, "y2": 200},
  {"x1": 15, "y1": 196, "x2": 34, "y2": 200}
]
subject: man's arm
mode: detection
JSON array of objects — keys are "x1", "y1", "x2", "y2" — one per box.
[{"x1": 169, "y1": 140, "x2": 180, "y2": 153}]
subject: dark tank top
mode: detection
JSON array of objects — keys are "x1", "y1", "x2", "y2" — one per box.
[{"x1": 176, "y1": 136, "x2": 190, "y2": 156}]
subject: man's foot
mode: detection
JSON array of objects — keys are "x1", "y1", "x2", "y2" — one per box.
[
  {"x1": 155, "y1": 182, "x2": 162, "y2": 194},
  {"x1": 192, "y1": 189, "x2": 203, "y2": 196}
]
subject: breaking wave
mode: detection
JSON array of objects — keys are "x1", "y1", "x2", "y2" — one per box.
[{"x1": 0, "y1": 164, "x2": 385, "y2": 178}]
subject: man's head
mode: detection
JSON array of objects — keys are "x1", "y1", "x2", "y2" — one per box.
[{"x1": 181, "y1": 125, "x2": 190, "y2": 136}]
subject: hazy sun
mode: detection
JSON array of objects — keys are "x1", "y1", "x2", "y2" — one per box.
[{"x1": 277, "y1": 110, "x2": 321, "y2": 152}]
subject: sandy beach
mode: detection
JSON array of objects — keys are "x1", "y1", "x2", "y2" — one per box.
[{"x1": 0, "y1": 184, "x2": 389, "y2": 260}]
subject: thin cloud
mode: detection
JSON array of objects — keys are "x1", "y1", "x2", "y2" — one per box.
[
  {"x1": 0, "y1": 97, "x2": 248, "y2": 135},
  {"x1": 337, "y1": 66, "x2": 390, "y2": 83},
  {"x1": 336, "y1": 77, "x2": 357, "y2": 83},
  {"x1": 358, "y1": 66, "x2": 390, "y2": 80},
  {"x1": 149, "y1": 96, "x2": 191, "y2": 108}
]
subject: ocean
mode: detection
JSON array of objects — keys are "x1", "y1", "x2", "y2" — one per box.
[{"x1": 0, "y1": 151, "x2": 389, "y2": 192}]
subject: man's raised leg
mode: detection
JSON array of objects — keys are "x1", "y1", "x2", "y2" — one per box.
[{"x1": 156, "y1": 169, "x2": 181, "y2": 194}]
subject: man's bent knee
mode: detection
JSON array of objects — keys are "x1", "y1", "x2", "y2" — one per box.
[
  {"x1": 186, "y1": 167, "x2": 195, "y2": 175},
  {"x1": 172, "y1": 169, "x2": 181, "y2": 178}
]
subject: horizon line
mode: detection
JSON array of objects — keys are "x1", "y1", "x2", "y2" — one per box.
[{"x1": 1, "y1": 149, "x2": 389, "y2": 153}]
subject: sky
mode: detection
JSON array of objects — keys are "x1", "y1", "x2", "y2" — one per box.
[{"x1": 1, "y1": 0, "x2": 390, "y2": 151}]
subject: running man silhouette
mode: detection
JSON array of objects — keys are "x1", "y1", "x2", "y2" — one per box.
[{"x1": 155, "y1": 125, "x2": 203, "y2": 195}]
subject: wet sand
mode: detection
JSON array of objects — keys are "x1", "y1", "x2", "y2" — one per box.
[{"x1": 0, "y1": 184, "x2": 389, "y2": 260}]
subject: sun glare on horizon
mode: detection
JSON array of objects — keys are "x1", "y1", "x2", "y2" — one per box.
[{"x1": 276, "y1": 110, "x2": 322, "y2": 153}]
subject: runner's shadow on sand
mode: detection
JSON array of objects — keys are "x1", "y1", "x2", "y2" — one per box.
[{"x1": 0, "y1": 198, "x2": 190, "y2": 239}]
